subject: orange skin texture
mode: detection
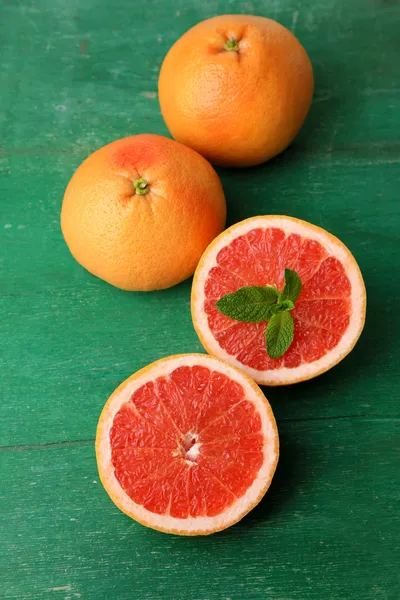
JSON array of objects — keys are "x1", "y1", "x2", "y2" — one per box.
[
  {"x1": 61, "y1": 134, "x2": 226, "y2": 291},
  {"x1": 158, "y1": 15, "x2": 314, "y2": 167}
]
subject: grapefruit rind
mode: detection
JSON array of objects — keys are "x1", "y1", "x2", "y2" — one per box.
[
  {"x1": 191, "y1": 216, "x2": 366, "y2": 385},
  {"x1": 96, "y1": 354, "x2": 279, "y2": 535}
]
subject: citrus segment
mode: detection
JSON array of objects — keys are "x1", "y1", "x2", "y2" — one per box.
[
  {"x1": 192, "y1": 216, "x2": 366, "y2": 385},
  {"x1": 111, "y1": 373, "x2": 261, "y2": 514},
  {"x1": 96, "y1": 354, "x2": 279, "y2": 535},
  {"x1": 110, "y1": 403, "x2": 176, "y2": 449}
]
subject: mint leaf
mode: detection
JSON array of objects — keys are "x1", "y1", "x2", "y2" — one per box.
[
  {"x1": 265, "y1": 311, "x2": 294, "y2": 359},
  {"x1": 270, "y1": 299, "x2": 294, "y2": 315},
  {"x1": 279, "y1": 299, "x2": 295, "y2": 311},
  {"x1": 214, "y1": 268, "x2": 300, "y2": 358},
  {"x1": 215, "y1": 286, "x2": 279, "y2": 323},
  {"x1": 282, "y1": 269, "x2": 302, "y2": 303}
]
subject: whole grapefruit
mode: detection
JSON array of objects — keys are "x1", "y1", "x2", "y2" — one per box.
[
  {"x1": 158, "y1": 15, "x2": 314, "y2": 167},
  {"x1": 61, "y1": 134, "x2": 226, "y2": 291}
]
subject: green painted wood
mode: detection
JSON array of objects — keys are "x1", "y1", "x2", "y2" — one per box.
[
  {"x1": 1, "y1": 0, "x2": 399, "y2": 598},
  {"x1": 1, "y1": 420, "x2": 399, "y2": 600},
  {"x1": 1, "y1": 154, "x2": 399, "y2": 446}
]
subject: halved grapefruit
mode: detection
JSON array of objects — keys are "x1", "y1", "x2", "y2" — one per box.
[
  {"x1": 96, "y1": 354, "x2": 279, "y2": 535},
  {"x1": 191, "y1": 216, "x2": 366, "y2": 385}
]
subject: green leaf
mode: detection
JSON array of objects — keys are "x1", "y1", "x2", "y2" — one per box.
[
  {"x1": 265, "y1": 311, "x2": 294, "y2": 359},
  {"x1": 215, "y1": 286, "x2": 279, "y2": 323},
  {"x1": 270, "y1": 299, "x2": 294, "y2": 315},
  {"x1": 282, "y1": 269, "x2": 302, "y2": 303},
  {"x1": 279, "y1": 299, "x2": 295, "y2": 311}
]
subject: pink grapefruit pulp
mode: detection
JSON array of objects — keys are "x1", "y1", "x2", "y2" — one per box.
[
  {"x1": 96, "y1": 354, "x2": 279, "y2": 535},
  {"x1": 192, "y1": 216, "x2": 366, "y2": 385}
]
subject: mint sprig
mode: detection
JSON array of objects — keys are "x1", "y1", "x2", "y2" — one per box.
[
  {"x1": 215, "y1": 285, "x2": 279, "y2": 323},
  {"x1": 266, "y1": 310, "x2": 294, "y2": 359},
  {"x1": 215, "y1": 268, "x2": 302, "y2": 359},
  {"x1": 281, "y1": 268, "x2": 302, "y2": 303}
]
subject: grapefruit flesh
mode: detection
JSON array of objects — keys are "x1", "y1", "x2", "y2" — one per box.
[
  {"x1": 192, "y1": 216, "x2": 366, "y2": 385},
  {"x1": 96, "y1": 354, "x2": 278, "y2": 535}
]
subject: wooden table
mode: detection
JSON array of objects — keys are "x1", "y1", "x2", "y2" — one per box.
[{"x1": 1, "y1": 1, "x2": 399, "y2": 598}]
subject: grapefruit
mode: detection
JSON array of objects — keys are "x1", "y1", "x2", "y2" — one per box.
[
  {"x1": 96, "y1": 354, "x2": 279, "y2": 535},
  {"x1": 158, "y1": 15, "x2": 314, "y2": 167},
  {"x1": 191, "y1": 216, "x2": 366, "y2": 385},
  {"x1": 61, "y1": 134, "x2": 226, "y2": 291}
]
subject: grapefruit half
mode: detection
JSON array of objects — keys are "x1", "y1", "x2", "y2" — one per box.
[
  {"x1": 96, "y1": 354, "x2": 279, "y2": 535},
  {"x1": 191, "y1": 216, "x2": 366, "y2": 385}
]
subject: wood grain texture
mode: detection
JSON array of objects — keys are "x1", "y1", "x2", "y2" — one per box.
[
  {"x1": 1, "y1": 420, "x2": 399, "y2": 600},
  {"x1": 1, "y1": 0, "x2": 399, "y2": 598}
]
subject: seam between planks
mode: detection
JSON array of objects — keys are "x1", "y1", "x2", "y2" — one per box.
[
  {"x1": 279, "y1": 413, "x2": 400, "y2": 423},
  {"x1": 0, "y1": 439, "x2": 95, "y2": 452},
  {"x1": 0, "y1": 413, "x2": 399, "y2": 453},
  {"x1": 1, "y1": 148, "x2": 400, "y2": 167}
]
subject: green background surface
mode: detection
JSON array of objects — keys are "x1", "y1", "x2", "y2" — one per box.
[{"x1": 1, "y1": 0, "x2": 399, "y2": 599}]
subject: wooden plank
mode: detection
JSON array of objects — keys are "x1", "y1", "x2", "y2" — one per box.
[
  {"x1": 1, "y1": 0, "x2": 399, "y2": 599},
  {"x1": 1, "y1": 419, "x2": 399, "y2": 600},
  {"x1": 1, "y1": 152, "x2": 399, "y2": 446},
  {"x1": 0, "y1": 0, "x2": 399, "y2": 155}
]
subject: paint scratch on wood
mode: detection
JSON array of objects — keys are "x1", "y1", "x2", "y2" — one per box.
[
  {"x1": 291, "y1": 10, "x2": 299, "y2": 32},
  {"x1": 140, "y1": 91, "x2": 157, "y2": 99},
  {"x1": 313, "y1": 93, "x2": 335, "y2": 104}
]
